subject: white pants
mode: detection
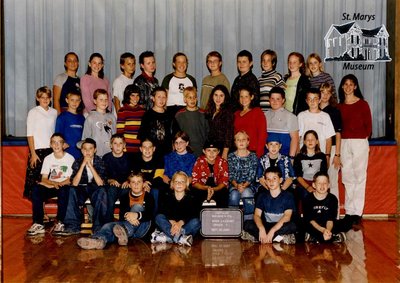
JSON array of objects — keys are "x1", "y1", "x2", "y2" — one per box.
[
  {"x1": 341, "y1": 139, "x2": 369, "y2": 216},
  {"x1": 328, "y1": 146, "x2": 340, "y2": 218}
]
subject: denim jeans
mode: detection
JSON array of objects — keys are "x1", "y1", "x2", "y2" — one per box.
[
  {"x1": 31, "y1": 184, "x2": 70, "y2": 224},
  {"x1": 244, "y1": 218, "x2": 297, "y2": 240},
  {"x1": 229, "y1": 186, "x2": 255, "y2": 220},
  {"x1": 93, "y1": 204, "x2": 151, "y2": 243},
  {"x1": 105, "y1": 185, "x2": 130, "y2": 222},
  {"x1": 155, "y1": 214, "x2": 201, "y2": 243},
  {"x1": 63, "y1": 184, "x2": 108, "y2": 232}
]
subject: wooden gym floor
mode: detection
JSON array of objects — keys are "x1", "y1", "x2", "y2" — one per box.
[{"x1": 1, "y1": 216, "x2": 400, "y2": 282}]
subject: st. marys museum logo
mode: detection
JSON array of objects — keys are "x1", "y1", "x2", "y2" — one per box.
[{"x1": 324, "y1": 21, "x2": 391, "y2": 70}]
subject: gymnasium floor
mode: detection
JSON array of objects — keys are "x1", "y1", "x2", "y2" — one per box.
[{"x1": 1, "y1": 217, "x2": 399, "y2": 282}]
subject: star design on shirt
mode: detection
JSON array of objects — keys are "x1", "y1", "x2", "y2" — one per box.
[{"x1": 308, "y1": 163, "x2": 313, "y2": 168}]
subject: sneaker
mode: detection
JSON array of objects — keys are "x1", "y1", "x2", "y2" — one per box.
[
  {"x1": 77, "y1": 237, "x2": 106, "y2": 250},
  {"x1": 304, "y1": 232, "x2": 316, "y2": 243},
  {"x1": 177, "y1": 234, "x2": 193, "y2": 247},
  {"x1": 333, "y1": 232, "x2": 347, "y2": 243},
  {"x1": 241, "y1": 231, "x2": 256, "y2": 242},
  {"x1": 27, "y1": 223, "x2": 45, "y2": 235},
  {"x1": 59, "y1": 229, "x2": 80, "y2": 236},
  {"x1": 113, "y1": 224, "x2": 128, "y2": 246},
  {"x1": 52, "y1": 222, "x2": 65, "y2": 235},
  {"x1": 280, "y1": 233, "x2": 296, "y2": 245},
  {"x1": 150, "y1": 230, "x2": 162, "y2": 244},
  {"x1": 154, "y1": 232, "x2": 169, "y2": 244}
]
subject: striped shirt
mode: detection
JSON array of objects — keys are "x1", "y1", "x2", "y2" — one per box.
[
  {"x1": 117, "y1": 104, "x2": 145, "y2": 153},
  {"x1": 258, "y1": 70, "x2": 285, "y2": 112}
]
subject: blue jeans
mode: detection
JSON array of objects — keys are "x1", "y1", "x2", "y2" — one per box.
[
  {"x1": 105, "y1": 185, "x2": 130, "y2": 222},
  {"x1": 31, "y1": 184, "x2": 70, "y2": 224},
  {"x1": 229, "y1": 186, "x2": 255, "y2": 220},
  {"x1": 155, "y1": 214, "x2": 201, "y2": 243},
  {"x1": 92, "y1": 204, "x2": 151, "y2": 244},
  {"x1": 63, "y1": 184, "x2": 108, "y2": 232}
]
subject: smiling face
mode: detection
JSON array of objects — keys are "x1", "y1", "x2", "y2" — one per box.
[
  {"x1": 213, "y1": 90, "x2": 225, "y2": 108},
  {"x1": 239, "y1": 89, "x2": 253, "y2": 109},
  {"x1": 307, "y1": 57, "x2": 321, "y2": 76},
  {"x1": 266, "y1": 141, "x2": 281, "y2": 156},
  {"x1": 207, "y1": 56, "x2": 222, "y2": 73},
  {"x1": 171, "y1": 174, "x2": 188, "y2": 193},
  {"x1": 37, "y1": 93, "x2": 51, "y2": 109},
  {"x1": 50, "y1": 136, "x2": 65, "y2": 154},
  {"x1": 94, "y1": 93, "x2": 109, "y2": 111},
  {"x1": 261, "y1": 54, "x2": 273, "y2": 72},
  {"x1": 288, "y1": 55, "x2": 302, "y2": 74},
  {"x1": 129, "y1": 176, "x2": 145, "y2": 195},
  {"x1": 342, "y1": 79, "x2": 357, "y2": 96},
  {"x1": 152, "y1": 90, "x2": 167, "y2": 109},
  {"x1": 203, "y1": 148, "x2": 219, "y2": 163},
  {"x1": 174, "y1": 137, "x2": 189, "y2": 154},
  {"x1": 89, "y1": 56, "x2": 104, "y2": 75},
  {"x1": 313, "y1": 175, "x2": 330, "y2": 195},
  {"x1": 65, "y1": 53, "x2": 79, "y2": 73},
  {"x1": 129, "y1": 93, "x2": 140, "y2": 107},
  {"x1": 173, "y1": 55, "x2": 188, "y2": 75},
  {"x1": 140, "y1": 140, "x2": 155, "y2": 160},
  {"x1": 66, "y1": 94, "x2": 81, "y2": 112}
]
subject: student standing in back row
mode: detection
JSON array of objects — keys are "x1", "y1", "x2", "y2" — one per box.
[
  {"x1": 162, "y1": 52, "x2": 197, "y2": 116},
  {"x1": 231, "y1": 50, "x2": 260, "y2": 111},
  {"x1": 134, "y1": 51, "x2": 159, "y2": 111},
  {"x1": 81, "y1": 53, "x2": 112, "y2": 116},
  {"x1": 53, "y1": 52, "x2": 81, "y2": 114},
  {"x1": 200, "y1": 51, "x2": 230, "y2": 109},
  {"x1": 112, "y1": 52, "x2": 136, "y2": 114}
]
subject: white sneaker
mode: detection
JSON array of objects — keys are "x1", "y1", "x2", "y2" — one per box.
[
  {"x1": 150, "y1": 230, "x2": 161, "y2": 244},
  {"x1": 52, "y1": 222, "x2": 65, "y2": 235},
  {"x1": 177, "y1": 234, "x2": 193, "y2": 247},
  {"x1": 154, "y1": 232, "x2": 169, "y2": 244},
  {"x1": 27, "y1": 223, "x2": 45, "y2": 235}
]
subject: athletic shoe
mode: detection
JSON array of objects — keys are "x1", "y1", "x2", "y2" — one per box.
[
  {"x1": 278, "y1": 233, "x2": 296, "y2": 245},
  {"x1": 152, "y1": 232, "x2": 170, "y2": 244},
  {"x1": 59, "y1": 229, "x2": 80, "y2": 236},
  {"x1": 52, "y1": 222, "x2": 65, "y2": 235},
  {"x1": 150, "y1": 230, "x2": 162, "y2": 244},
  {"x1": 333, "y1": 232, "x2": 347, "y2": 243},
  {"x1": 177, "y1": 234, "x2": 193, "y2": 247},
  {"x1": 27, "y1": 223, "x2": 45, "y2": 235},
  {"x1": 77, "y1": 237, "x2": 106, "y2": 250},
  {"x1": 113, "y1": 224, "x2": 128, "y2": 246},
  {"x1": 241, "y1": 231, "x2": 256, "y2": 242}
]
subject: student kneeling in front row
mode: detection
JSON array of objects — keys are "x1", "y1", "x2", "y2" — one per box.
[{"x1": 242, "y1": 166, "x2": 297, "y2": 244}]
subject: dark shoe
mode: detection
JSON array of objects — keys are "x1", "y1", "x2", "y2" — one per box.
[
  {"x1": 59, "y1": 229, "x2": 80, "y2": 236},
  {"x1": 332, "y1": 232, "x2": 347, "y2": 243}
]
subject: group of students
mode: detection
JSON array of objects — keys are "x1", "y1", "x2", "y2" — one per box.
[{"x1": 24, "y1": 48, "x2": 372, "y2": 249}]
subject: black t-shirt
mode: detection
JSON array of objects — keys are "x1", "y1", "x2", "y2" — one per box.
[{"x1": 303, "y1": 192, "x2": 338, "y2": 226}]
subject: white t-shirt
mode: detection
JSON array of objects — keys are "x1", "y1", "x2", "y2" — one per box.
[
  {"x1": 112, "y1": 74, "x2": 134, "y2": 116},
  {"x1": 298, "y1": 110, "x2": 335, "y2": 153},
  {"x1": 26, "y1": 106, "x2": 57, "y2": 149},
  {"x1": 166, "y1": 76, "x2": 194, "y2": 106},
  {"x1": 40, "y1": 152, "x2": 75, "y2": 182}
]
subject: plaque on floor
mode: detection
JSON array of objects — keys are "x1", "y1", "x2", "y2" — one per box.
[{"x1": 200, "y1": 208, "x2": 242, "y2": 237}]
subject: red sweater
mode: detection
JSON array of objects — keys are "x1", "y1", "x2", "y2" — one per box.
[
  {"x1": 338, "y1": 99, "x2": 372, "y2": 139},
  {"x1": 234, "y1": 107, "x2": 267, "y2": 157}
]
